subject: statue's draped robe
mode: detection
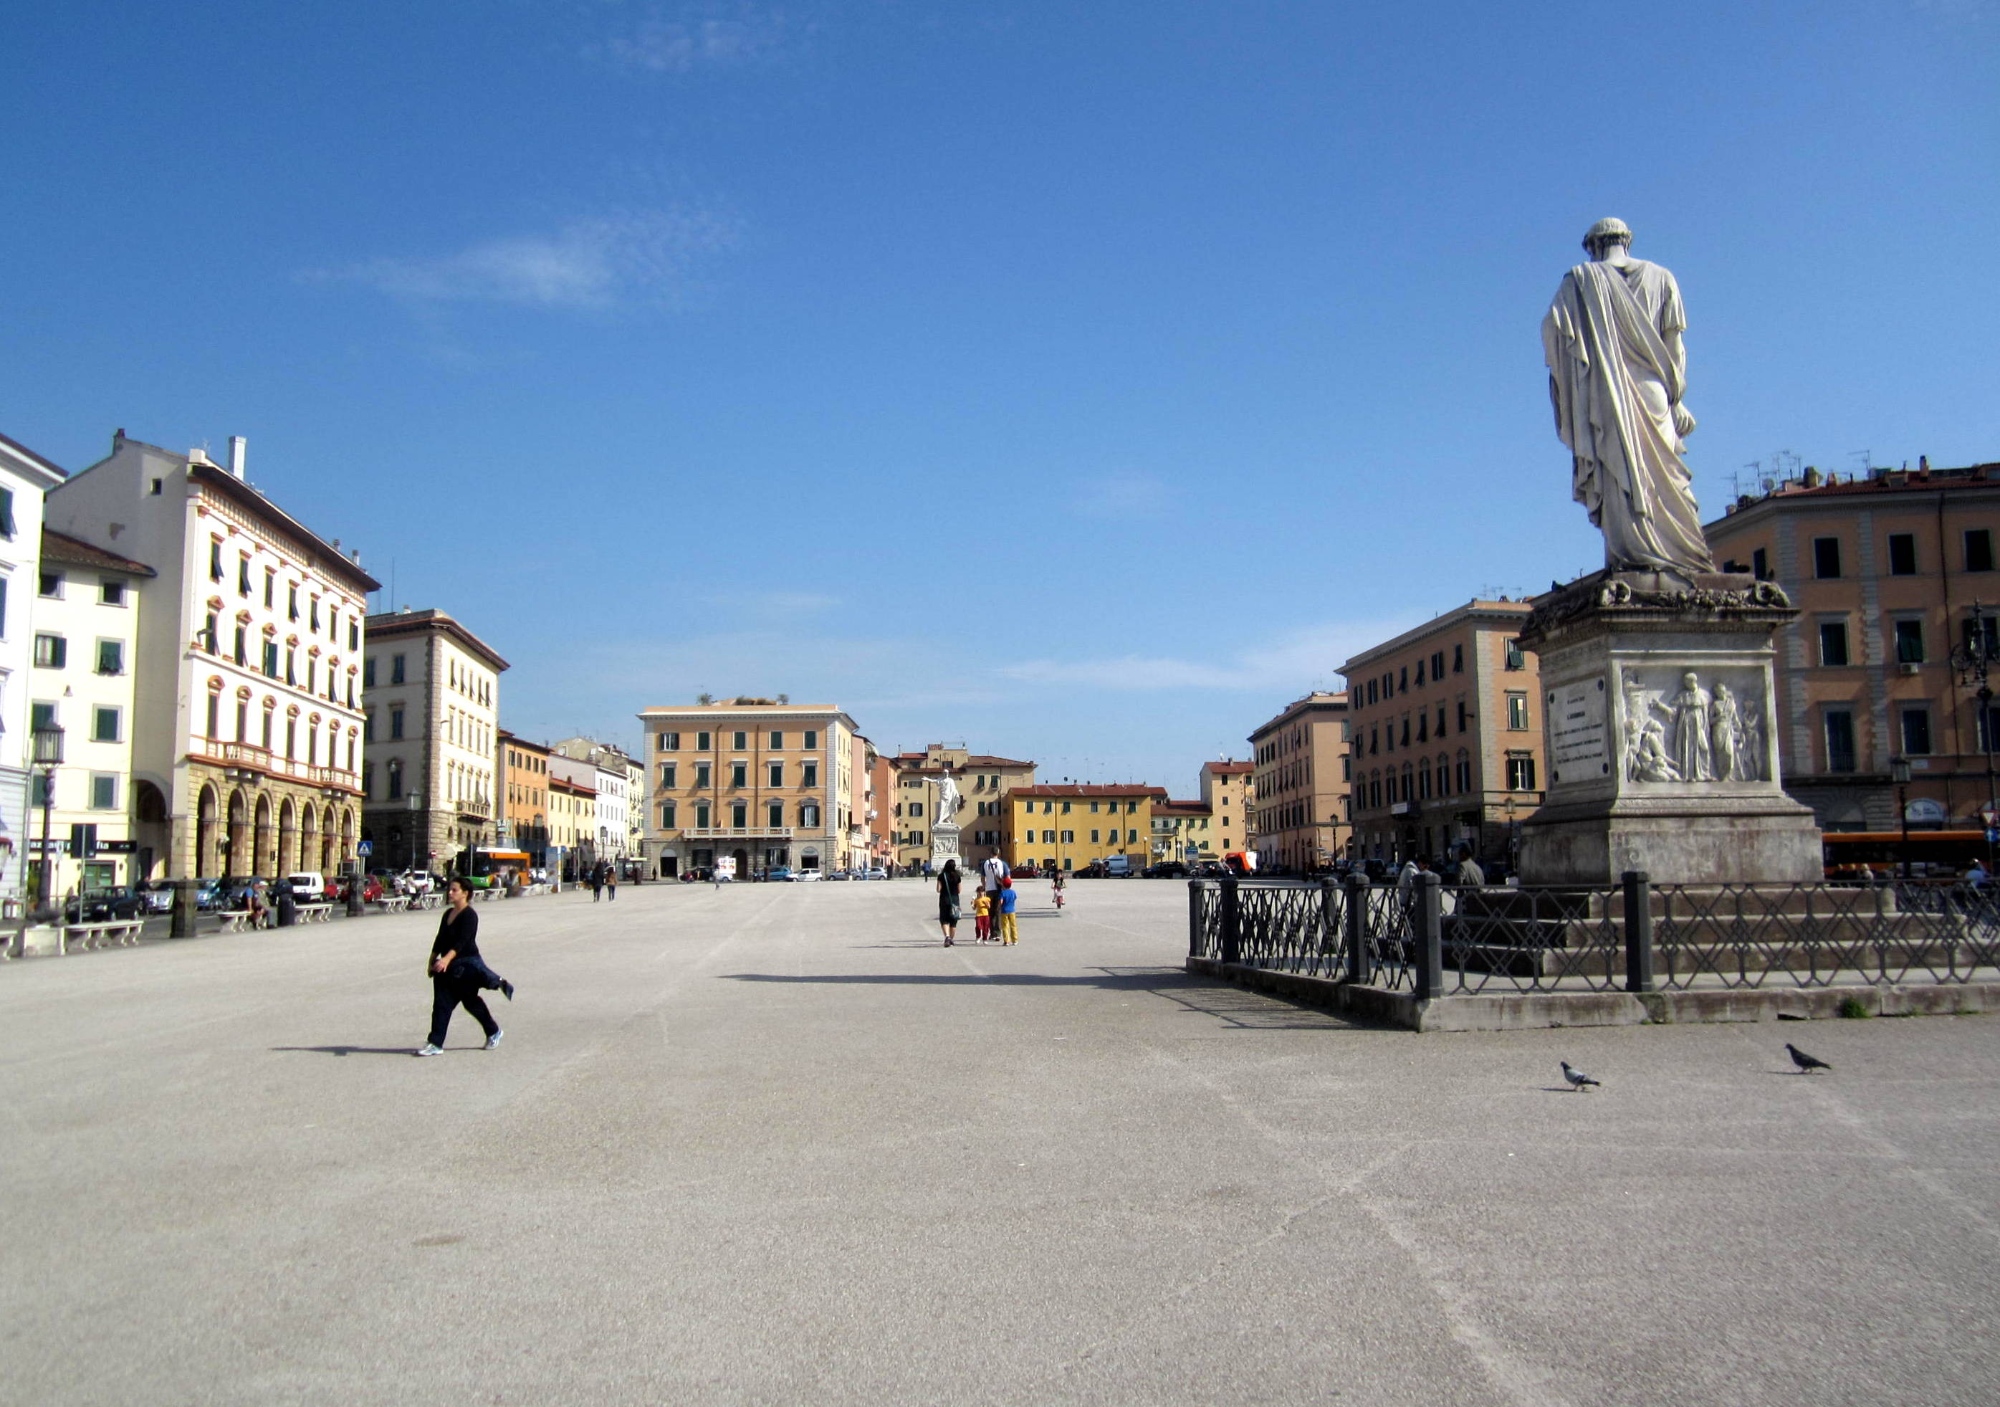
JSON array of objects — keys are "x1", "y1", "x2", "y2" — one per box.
[{"x1": 1543, "y1": 259, "x2": 1714, "y2": 575}]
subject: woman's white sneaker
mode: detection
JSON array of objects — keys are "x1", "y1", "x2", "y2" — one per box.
[
  {"x1": 484, "y1": 1030, "x2": 503, "y2": 1050},
  {"x1": 414, "y1": 1043, "x2": 444, "y2": 1057}
]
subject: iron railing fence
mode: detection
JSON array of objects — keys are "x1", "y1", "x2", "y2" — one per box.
[{"x1": 1189, "y1": 875, "x2": 2000, "y2": 998}]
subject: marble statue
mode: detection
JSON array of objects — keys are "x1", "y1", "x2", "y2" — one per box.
[
  {"x1": 1710, "y1": 682, "x2": 1743, "y2": 781},
  {"x1": 932, "y1": 770, "x2": 962, "y2": 827},
  {"x1": 1543, "y1": 218, "x2": 1715, "y2": 577},
  {"x1": 1665, "y1": 671, "x2": 1715, "y2": 782}
]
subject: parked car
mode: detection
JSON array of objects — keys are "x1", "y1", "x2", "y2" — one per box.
[
  {"x1": 1143, "y1": 861, "x2": 1189, "y2": 879},
  {"x1": 793, "y1": 868, "x2": 822, "y2": 882},
  {"x1": 825, "y1": 869, "x2": 853, "y2": 881},
  {"x1": 64, "y1": 886, "x2": 148, "y2": 923},
  {"x1": 1012, "y1": 861, "x2": 1040, "y2": 879},
  {"x1": 764, "y1": 866, "x2": 794, "y2": 882},
  {"x1": 339, "y1": 874, "x2": 384, "y2": 904},
  {"x1": 863, "y1": 867, "x2": 888, "y2": 881},
  {"x1": 285, "y1": 872, "x2": 326, "y2": 903},
  {"x1": 138, "y1": 880, "x2": 176, "y2": 913}
]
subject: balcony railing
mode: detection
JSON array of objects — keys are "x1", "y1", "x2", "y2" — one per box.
[
  {"x1": 195, "y1": 741, "x2": 361, "y2": 793},
  {"x1": 681, "y1": 826, "x2": 796, "y2": 839}
]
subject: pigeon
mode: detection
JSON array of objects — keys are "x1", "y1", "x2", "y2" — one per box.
[
  {"x1": 1785, "y1": 1043, "x2": 1832, "y2": 1074},
  {"x1": 1560, "y1": 1061, "x2": 1600, "y2": 1091}
]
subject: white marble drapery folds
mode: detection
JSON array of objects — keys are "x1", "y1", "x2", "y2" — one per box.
[{"x1": 1543, "y1": 256, "x2": 1715, "y2": 576}]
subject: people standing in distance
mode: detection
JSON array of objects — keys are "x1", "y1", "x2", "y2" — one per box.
[
  {"x1": 1051, "y1": 869, "x2": 1065, "y2": 914},
  {"x1": 998, "y1": 878, "x2": 1019, "y2": 945},
  {"x1": 414, "y1": 877, "x2": 504, "y2": 1057},
  {"x1": 936, "y1": 859, "x2": 963, "y2": 946},
  {"x1": 606, "y1": 863, "x2": 618, "y2": 902}
]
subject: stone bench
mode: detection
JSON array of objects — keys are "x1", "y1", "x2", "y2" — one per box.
[
  {"x1": 295, "y1": 903, "x2": 337, "y2": 924},
  {"x1": 64, "y1": 920, "x2": 146, "y2": 951}
]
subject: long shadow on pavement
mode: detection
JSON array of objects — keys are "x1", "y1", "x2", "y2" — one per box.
[
  {"x1": 270, "y1": 1045, "x2": 420, "y2": 1057},
  {"x1": 722, "y1": 966, "x2": 1362, "y2": 1030}
]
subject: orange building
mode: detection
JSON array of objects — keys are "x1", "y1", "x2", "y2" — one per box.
[
  {"x1": 1197, "y1": 760, "x2": 1255, "y2": 855},
  {"x1": 1342, "y1": 600, "x2": 1545, "y2": 869},
  {"x1": 1247, "y1": 690, "x2": 1351, "y2": 873},
  {"x1": 1706, "y1": 459, "x2": 2000, "y2": 830}
]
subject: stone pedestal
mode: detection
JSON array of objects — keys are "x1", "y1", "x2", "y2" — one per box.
[
  {"x1": 930, "y1": 821, "x2": 962, "y2": 873},
  {"x1": 1515, "y1": 570, "x2": 1822, "y2": 887}
]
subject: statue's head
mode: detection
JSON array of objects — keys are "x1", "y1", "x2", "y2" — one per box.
[
  {"x1": 1682, "y1": 670, "x2": 1699, "y2": 689},
  {"x1": 1583, "y1": 217, "x2": 1633, "y2": 258}
]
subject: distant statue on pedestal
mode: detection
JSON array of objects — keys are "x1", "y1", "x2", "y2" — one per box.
[
  {"x1": 1543, "y1": 218, "x2": 1715, "y2": 577},
  {"x1": 932, "y1": 770, "x2": 963, "y2": 828}
]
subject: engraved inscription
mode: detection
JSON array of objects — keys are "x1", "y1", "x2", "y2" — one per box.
[{"x1": 1549, "y1": 677, "x2": 1609, "y2": 783}]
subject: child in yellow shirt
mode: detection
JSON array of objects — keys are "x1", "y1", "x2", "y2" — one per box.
[{"x1": 973, "y1": 890, "x2": 992, "y2": 942}]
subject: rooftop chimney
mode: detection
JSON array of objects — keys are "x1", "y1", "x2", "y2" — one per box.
[{"x1": 227, "y1": 436, "x2": 247, "y2": 479}]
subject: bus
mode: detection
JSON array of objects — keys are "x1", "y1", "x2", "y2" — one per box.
[
  {"x1": 1821, "y1": 830, "x2": 1988, "y2": 881},
  {"x1": 462, "y1": 847, "x2": 532, "y2": 888}
]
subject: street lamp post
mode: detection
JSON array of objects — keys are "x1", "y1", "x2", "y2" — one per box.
[
  {"x1": 32, "y1": 721, "x2": 63, "y2": 920},
  {"x1": 1890, "y1": 755, "x2": 1912, "y2": 881},
  {"x1": 1950, "y1": 601, "x2": 2000, "y2": 868}
]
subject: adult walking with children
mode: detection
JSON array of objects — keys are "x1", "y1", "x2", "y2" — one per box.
[
  {"x1": 936, "y1": 859, "x2": 963, "y2": 946},
  {"x1": 415, "y1": 877, "x2": 506, "y2": 1057}
]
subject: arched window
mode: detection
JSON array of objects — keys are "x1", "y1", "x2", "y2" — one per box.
[
  {"x1": 1436, "y1": 756, "x2": 1450, "y2": 798},
  {"x1": 1418, "y1": 764, "x2": 1433, "y2": 801}
]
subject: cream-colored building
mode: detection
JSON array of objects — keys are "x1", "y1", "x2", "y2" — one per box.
[
  {"x1": 1198, "y1": 760, "x2": 1255, "y2": 856},
  {"x1": 27, "y1": 529, "x2": 156, "y2": 896},
  {"x1": 47, "y1": 433, "x2": 376, "y2": 879},
  {"x1": 362, "y1": 609, "x2": 506, "y2": 874},
  {"x1": 1150, "y1": 798, "x2": 1214, "y2": 865},
  {"x1": 549, "y1": 771, "x2": 596, "y2": 868},
  {"x1": 1248, "y1": 690, "x2": 1351, "y2": 873},
  {"x1": 551, "y1": 737, "x2": 642, "y2": 863},
  {"x1": 638, "y1": 698, "x2": 860, "y2": 877},
  {"x1": 889, "y1": 743, "x2": 1035, "y2": 871},
  {"x1": 1342, "y1": 600, "x2": 1545, "y2": 869}
]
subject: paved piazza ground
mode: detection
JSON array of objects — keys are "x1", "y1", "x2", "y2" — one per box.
[{"x1": 4, "y1": 879, "x2": 1999, "y2": 1406}]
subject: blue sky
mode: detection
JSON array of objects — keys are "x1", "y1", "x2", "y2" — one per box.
[{"x1": 5, "y1": 1, "x2": 1995, "y2": 791}]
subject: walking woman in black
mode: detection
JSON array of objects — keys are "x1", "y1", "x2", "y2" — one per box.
[
  {"x1": 415, "y1": 877, "x2": 505, "y2": 1056},
  {"x1": 936, "y1": 858, "x2": 963, "y2": 946}
]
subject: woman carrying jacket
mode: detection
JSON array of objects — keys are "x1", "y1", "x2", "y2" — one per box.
[{"x1": 414, "y1": 877, "x2": 506, "y2": 1056}]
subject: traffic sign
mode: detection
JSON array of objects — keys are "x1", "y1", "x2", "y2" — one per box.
[{"x1": 357, "y1": 840, "x2": 373, "y2": 856}]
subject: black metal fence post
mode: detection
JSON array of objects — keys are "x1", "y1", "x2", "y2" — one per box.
[
  {"x1": 1622, "y1": 869, "x2": 1654, "y2": 993},
  {"x1": 1344, "y1": 874, "x2": 1368, "y2": 984},
  {"x1": 1187, "y1": 879, "x2": 1204, "y2": 959},
  {"x1": 1219, "y1": 876, "x2": 1241, "y2": 967},
  {"x1": 1414, "y1": 872, "x2": 1443, "y2": 1000}
]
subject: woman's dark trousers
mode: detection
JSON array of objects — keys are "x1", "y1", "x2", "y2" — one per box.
[{"x1": 429, "y1": 980, "x2": 499, "y2": 1047}]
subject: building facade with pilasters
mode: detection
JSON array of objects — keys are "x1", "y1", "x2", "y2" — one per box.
[
  {"x1": 0, "y1": 433, "x2": 67, "y2": 909},
  {"x1": 362, "y1": 609, "x2": 508, "y2": 874},
  {"x1": 27, "y1": 529, "x2": 155, "y2": 896},
  {"x1": 47, "y1": 433, "x2": 376, "y2": 880},
  {"x1": 637, "y1": 699, "x2": 860, "y2": 878}
]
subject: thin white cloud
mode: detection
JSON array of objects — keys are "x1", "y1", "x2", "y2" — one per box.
[
  {"x1": 313, "y1": 209, "x2": 737, "y2": 311},
  {"x1": 599, "y1": 6, "x2": 796, "y2": 73},
  {"x1": 1000, "y1": 618, "x2": 1425, "y2": 694},
  {"x1": 1074, "y1": 470, "x2": 1169, "y2": 519}
]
